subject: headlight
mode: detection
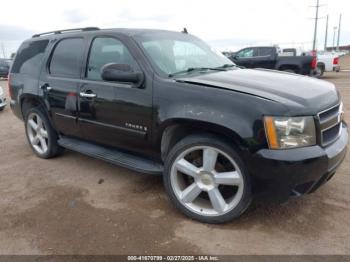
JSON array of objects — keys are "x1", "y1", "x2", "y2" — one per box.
[{"x1": 264, "y1": 116, "x2": 316, "y2": 149}]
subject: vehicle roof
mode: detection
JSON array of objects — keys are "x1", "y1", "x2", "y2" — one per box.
[
  {"x1": 244, "y1": 46, "x2": 278, "y2": 48},
  {"x1": 29, "y1": 28, "x2": 185, "y2": 41}
]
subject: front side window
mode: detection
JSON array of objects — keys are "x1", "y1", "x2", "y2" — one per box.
[
  {"x1": 134, "y1": 32, "x2": 234, "y2": 76},
  {"x1": 49, "y1": 38, "x2": 84, "y2": 78},
  {"x1": 236, "y1": 48, "x2": 254, "y2": 58},
  {"x1": 87, "y1": 37, "x2": 139, "y2": 81}
]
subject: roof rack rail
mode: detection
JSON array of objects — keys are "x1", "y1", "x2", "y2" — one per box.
[{"x1": 32, "y1": 27, "x2": 100, "y2": 38}]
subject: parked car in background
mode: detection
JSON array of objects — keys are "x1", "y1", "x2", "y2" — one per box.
[
  {"x1": 335, "y1": 50, "x2": 348, "y2": 57},
  {"x1": 229, "y1": 46, "x2": 317, "y2": 75},
  {"x1": 281, "y1": 48, "x2": 298, "y2": 56},
  {"x1": 222, "y1": 51, "x2": 236, "y2": 58},
  {"x1": 8, "y1": 28, "x2": 348, "y2": 223},
  {"x1": 281, "y1": 48, "x2": 308, "y2": 57},
  {"x1": 0, "y1": 59, "x2": 12, "y2": 78},
  {"x1": 317, "y1": 51, "x2": 340, "y2": 76},
  {"x1": 0, "y1": 86, "x2": 6, "y2": 111}
]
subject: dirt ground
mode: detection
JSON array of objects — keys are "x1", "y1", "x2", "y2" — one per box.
[{"x1": 0, "y1": 56, "x2": 349, "y2": 255}]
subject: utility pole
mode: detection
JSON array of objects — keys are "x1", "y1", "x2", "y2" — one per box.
[
  {"x1": 324, "y1": 15, "x2": 328, "y2": 51},
  {"x1": 336, "y1": 14, "x2": 342, "y2": 51},
  {"x1": 312, "y1": 0, "x2": 320, "y2": 51},
  {"x1": 333, "y1": 26, "x2": 338, "y2": 51},
  {"x1": 0, "y1": 43, "x2": 6, "y2": 58}
]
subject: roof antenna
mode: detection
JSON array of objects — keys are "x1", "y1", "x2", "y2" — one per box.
[{"x1": 182, "y1": 27, "x2": 188, "y2": 34}]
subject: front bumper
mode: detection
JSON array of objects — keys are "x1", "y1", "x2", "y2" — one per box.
[{"x1": 249, "y1": 122, "x2": 348, "y2": 203}]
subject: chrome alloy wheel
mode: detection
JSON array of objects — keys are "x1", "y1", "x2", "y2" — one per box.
[
  {"x1": 26, "y1": 112, "x2": 49, "y2": 155},
  {"x1": 170, "y1": 146, "x2": 244, "y2": 217}
]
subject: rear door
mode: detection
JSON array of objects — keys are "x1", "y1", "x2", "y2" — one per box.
[
  {"x1": 77, "y1": 35, "x2": 153, "y2": 152},
  {"x1": 39, "y1": 37, "x2": 86, "y2": 138},
  {"x1": 252, "y1": 47, "x2": 276, "y2": 69}
]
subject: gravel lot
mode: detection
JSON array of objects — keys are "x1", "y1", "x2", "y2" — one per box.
[{"x1": 0, "y1": 56, "x2": 349, "y2": 255}]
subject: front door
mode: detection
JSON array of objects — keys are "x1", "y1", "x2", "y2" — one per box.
[
  {"x1": 78, "y1": 36, "x2": 153, "y2": 153},
  {"x1": 40, "y1": 37, "x2": 86, "y2": 138},
  {"x1": 233, "y1": 48, "x2": 256, "y2": 68}
]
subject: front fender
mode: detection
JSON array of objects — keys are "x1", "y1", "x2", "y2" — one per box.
[{"x1": 153, "y1": 80, "x2": 288, "y2": 151}]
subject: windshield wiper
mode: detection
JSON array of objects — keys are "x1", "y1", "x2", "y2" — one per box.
[
  {"x1": 168, "y1": 67, "x2": 226, "y2": 77},
  {"x1": 215, "y1": 64, "x2": 237, "y2": 69}
]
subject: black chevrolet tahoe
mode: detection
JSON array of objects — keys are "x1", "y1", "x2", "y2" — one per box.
[{"x1": 9, "y1": 28, "x2": 348, "y2": 223}]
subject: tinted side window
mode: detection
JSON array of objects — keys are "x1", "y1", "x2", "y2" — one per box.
[
  {"x1": 236, "y1": 48, "x2": 254, "y2": 58},
  {"x1": 49, "y1": 38, "x2": 84, "y2": 78},
  {"x1": 258, "y1": 48, "x2": 273, "y2": 57},
  {"x1": 11, "y1": 40, "x2": 49, "y2": 75},
  {"x1": 87, "y1": 37, "x2": 139, "y2": 81}
]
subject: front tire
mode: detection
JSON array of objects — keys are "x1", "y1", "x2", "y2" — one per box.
[
  {"x1": 163, "y1": 134, "x2": 252, "y2": 224},
  {"x1": 25, "y1": 107, "x2": 63, "y2": 159}
]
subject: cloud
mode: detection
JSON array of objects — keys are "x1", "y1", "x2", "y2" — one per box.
[
  {"x1": 63, "y1": 9, "x2": 88, "y2": 24},
  {"x1": 0, "y1": 24, "x2": 35, "y2": 40},
  {"x1": 0, "y1": 0, "x2": 348, "y2": 55}
]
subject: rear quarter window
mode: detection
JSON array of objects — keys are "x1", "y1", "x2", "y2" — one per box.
[{"x1": 11, "y1": 40, "x2": 49, "y2": 75}]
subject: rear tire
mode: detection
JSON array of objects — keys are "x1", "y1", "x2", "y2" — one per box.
[
  {"x1": 163, "y1": 134, "x2": 252, "y2": 224},
  {"x1": 317, "y1": 65, "x2": 325, "y2": 77},
  {"x1": 24, "y1": 107, "x2": 64, "y2": 159}
]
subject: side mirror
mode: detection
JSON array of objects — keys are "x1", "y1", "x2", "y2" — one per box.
[{"x1": 101, "y1": 63, "x2": 144, "y2": 88}]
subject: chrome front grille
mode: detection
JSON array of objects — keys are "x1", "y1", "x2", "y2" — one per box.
[{"x1": 317, "y1": 103, "x2": 343, "y2": 147}]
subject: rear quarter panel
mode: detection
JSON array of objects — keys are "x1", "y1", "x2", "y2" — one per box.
[
  {"x1": 318, "y1": 54, "x2": 336, "y2": 72},
  {"x1": 276, "y1": 56, "x2": 313, "y2": 74}
]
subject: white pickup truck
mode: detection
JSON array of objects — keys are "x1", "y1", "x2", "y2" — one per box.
[
  {"x1": 0, "y1": 86, "x2": 6, "y2": 111},
  {"x1": 317, "y1": 51, "x2": 340, "y2": 76}
]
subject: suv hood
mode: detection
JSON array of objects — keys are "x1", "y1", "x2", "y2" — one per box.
[{"x1": 176, "y1": 69, "x2": 339, "y2": 114}]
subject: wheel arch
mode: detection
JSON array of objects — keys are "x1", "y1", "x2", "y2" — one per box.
[
  {"x1": 20, "y1": 94, "x2": 53, "y2": 127},
  {"x1": 20, "y1": 94, "x2": 47, "y2": 117},
  {"x1": 317, "y1": 62, "x2": 325, "y2": 70},
  {"x1": 158, "y1": 118, "x2": 247, "y2": 161}
]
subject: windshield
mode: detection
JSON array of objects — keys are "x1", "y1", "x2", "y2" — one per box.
[{"x1": 133, "y1": 31, "x2": 235, "y2": 77}]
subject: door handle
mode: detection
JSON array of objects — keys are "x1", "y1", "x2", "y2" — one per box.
[
  {"x1": 40, "y1": 83, "x2": 52, "y2": 91},
  {"x1": 80, "y1": 92, "x2": 97, "y2": 98}
]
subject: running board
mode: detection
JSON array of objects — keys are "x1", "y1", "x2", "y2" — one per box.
[{"x1": 58, "y1": 137, "x2": 163, "y2": 175}]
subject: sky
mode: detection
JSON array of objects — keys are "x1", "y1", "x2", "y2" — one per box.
[{"x1": 0, "y1": 0, "x2": 349, "y2": 58}]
